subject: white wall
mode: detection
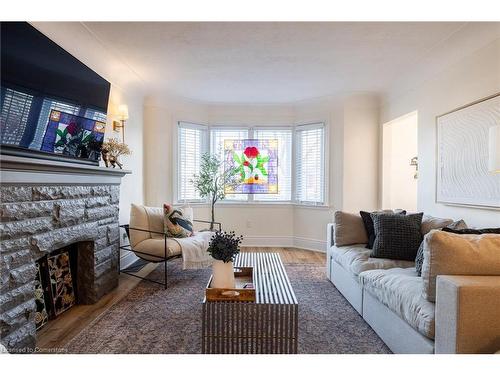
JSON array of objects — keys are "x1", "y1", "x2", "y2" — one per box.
[
  {"x1": 381, "y1": 32, "x2": 500, "y2": 227},
  {"x1": 382, "y1": 111, "x2": 418, "y2": 211}
]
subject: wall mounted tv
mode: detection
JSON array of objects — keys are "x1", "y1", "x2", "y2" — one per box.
[{"x1": 0, "y1": 22, "x2": 111, "y2": 165}]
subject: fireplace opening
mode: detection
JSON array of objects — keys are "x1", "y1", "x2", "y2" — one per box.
[{"x1": 34, "y1": 244, "x2": 79, "y2": 330}]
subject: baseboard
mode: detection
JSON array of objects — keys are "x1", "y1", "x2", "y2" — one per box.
[
  {"x1": 241, "y1": 235, "x2": 326, "y2": 252},
  {"x1": 120, "y1": 250, "x2": 139, "y2": 269},
  {"x1": 242, "y1": 235, "x2": 295, "y2": 248},
  {"x1": 293, "y1": 237, "x2": 326, "y2": 252}
]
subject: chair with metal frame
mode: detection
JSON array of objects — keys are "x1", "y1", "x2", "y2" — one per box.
[{"x1": 119, "y1": 213, "x2": 221, "y2": 289}]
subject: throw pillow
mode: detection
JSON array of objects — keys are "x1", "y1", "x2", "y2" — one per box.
[
  {"x1": 360, "y1": 209, "x2": 406, "y2": 249},
  {"x1": 421, "y1": 231, "x2": 500, "y2": 302},
  {"x1": 415, "y1": 219, "x2": 469, "y2": 276},
  {"x1": 370, "y1": 212, "x2": 423, "y2": 260},
  {"x1": 420, "y1": 215, "x2": 454, "y2": 235},
  {"x1": 441, "y1": 227, "x2": 500, "y2": 235},
  {"x1": 163, "y1": 204, "x2": 193, "y2": 238},
  {"x1": 333, "y1": 211, "x2": 368, "y2": 246}
]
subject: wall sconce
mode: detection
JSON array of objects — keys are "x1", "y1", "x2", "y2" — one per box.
[
  {"x1": 488, "y1": 125, "x2": 500, "y2": 173},
  {"x1": 113, "y1": 104, "x2": 129, "y2": 142},
  {"x1": 410, "y1": 156, "x2": 418, "y2": 179}
]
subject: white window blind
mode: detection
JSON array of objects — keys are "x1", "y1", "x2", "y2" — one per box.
[
  {"x1": 84, "y1": 108, "x2": 107, "y2": 123},
  {"x1": 30, "y1": 99, "x2": 81, "y2": 150},
  {"x1": 210, "y1": 128, "x2": 249, "y2": 201},
  {"x1": 295, "y1": 123, "x2": 325, "y2": 204},
  {"x1": 254, "y1": 128, "x2": 292, "y2": 201},
  {"x1": 0, "y1": 88, "x2": 33, "y2": 145},
  {"x1": 178, "y1": 122, "x2": 208, "y2": 202}
]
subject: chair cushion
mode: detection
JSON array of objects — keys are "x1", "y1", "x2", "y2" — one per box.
[
  {"x1": 422, "y1": 231, "x2": 500, "y2": 302},
  {"x1": 133, "y1": 238, "x2": 182, "y2": 261},
  {"x1": 333, "y1": 211, "x2": 368, "y2": 247},
  {"x1": 330, "y1": 245, "x2": 414, "y2": 276},
  {"x1": 360, "y1": 268, "x2": 436, "y2": 339}
]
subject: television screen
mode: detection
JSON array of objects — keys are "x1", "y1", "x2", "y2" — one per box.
[{"x1": 0, "y1": 22, "x2": 111, "y2": 164}]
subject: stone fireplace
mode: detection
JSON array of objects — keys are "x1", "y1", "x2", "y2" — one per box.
[{"x1": 0, "y1": 155, "x2": 130, "y2": 352}]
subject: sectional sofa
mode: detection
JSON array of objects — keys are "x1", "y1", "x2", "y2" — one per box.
[{"x1": 326, "y1": 213, "x2": 500, "y2": 354}]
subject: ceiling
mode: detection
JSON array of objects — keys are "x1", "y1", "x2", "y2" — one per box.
[{"x1": 38, "y1": 22, "x2": 498, "y2": 103}]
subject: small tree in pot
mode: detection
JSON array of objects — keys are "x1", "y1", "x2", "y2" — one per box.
[
  {"x1": 207, "y1": 231, "x2": 243, "y2": 288},
  {"x1": 191, "y1": 153, "x2": 237, "y2": 231}
]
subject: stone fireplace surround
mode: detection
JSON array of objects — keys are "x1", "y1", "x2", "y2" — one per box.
[{"x1": 0, "y1": 155, "x2": 130, "y2": 352}]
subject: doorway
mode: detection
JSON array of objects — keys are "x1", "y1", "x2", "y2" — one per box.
[{"x1": 382, "y1": 111, "x2": 418, "y2": 211}]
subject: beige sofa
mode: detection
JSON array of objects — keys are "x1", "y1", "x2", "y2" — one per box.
[{"x1": 326, "y1": 214, "x2": 500, "y2": 354}]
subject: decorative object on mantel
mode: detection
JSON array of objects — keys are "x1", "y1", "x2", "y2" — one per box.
[
  {"x1": 489, "y1": 124, "x2": 500, "y2": 173},
  {"x1": 436, "y1": 93, "x2": 500, "y2": 208},
  {"x1": 191, "y1": 153, "x2": 237, "y2": 230},
  {"x1": 101, "y1": 138, "x2": 131, "y2": 169},
  {"x1": 207, "y1": 231, "x2": 243, "y2": 289},
  {"x1": 113, "y1": 104, "x2": 129, "y2": 142}
]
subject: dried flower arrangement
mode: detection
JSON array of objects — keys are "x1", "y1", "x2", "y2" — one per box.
[
  {"x1": 101, "y1": 138, "x2": 131, "y2": 169},
  {"x1": 207, "y1": 231, "x2": 243, "y2": 263}
]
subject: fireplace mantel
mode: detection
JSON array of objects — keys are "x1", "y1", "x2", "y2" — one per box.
[{"x1": 0, "y1": 155, "x2": 131, "y2": 184}]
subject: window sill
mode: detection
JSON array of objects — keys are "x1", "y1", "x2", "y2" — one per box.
[{"x1": 174, "y1": 201, "x2": 331, "y2": 210}]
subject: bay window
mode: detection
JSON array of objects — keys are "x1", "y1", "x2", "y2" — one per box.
[{"x1": 176, "y1": 121, "x2": 326, "y2": 205}]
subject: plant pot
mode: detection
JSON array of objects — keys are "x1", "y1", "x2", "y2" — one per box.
[{"x1": 211, "y1": 260, "x2": 235, "y2": 289}]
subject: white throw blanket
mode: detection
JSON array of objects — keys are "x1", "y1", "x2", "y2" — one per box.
[{"x1": 173, "y1": 231, "x2": 214, "y2": 270}]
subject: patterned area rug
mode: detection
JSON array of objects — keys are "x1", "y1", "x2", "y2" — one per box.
[{"x1": 64, "y1": 259, "x2": 390, "y2": 354}]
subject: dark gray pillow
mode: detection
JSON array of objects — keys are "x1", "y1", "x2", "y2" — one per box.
[
  {"x1": 415, "y1": 219, "x2": 470, "y2": 276},
  {"x1": 360, "y1": 209, "x2": 406, "y2": 249},
  {"x1": 371, "y1": 212, "x2": 424, "y2": 261}
]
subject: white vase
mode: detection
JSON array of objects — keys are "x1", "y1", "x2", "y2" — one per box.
[{"x1": 212, "y1": 260, "x2": 235, "y2": 289}]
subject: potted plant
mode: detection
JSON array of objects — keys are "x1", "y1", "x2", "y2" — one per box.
[
  {"x1": 191, "y1": 153, "x2": 237, "y2": 231},
  {"x1": 207, "y1": 231, "x2": 243, "y2": 289}
]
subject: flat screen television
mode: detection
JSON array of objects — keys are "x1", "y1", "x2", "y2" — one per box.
[{"x1": 0, "y1": 22, "x2": 111, "y2": 165}]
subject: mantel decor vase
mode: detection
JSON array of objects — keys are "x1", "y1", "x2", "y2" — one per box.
[{"x1": 211, "y1": 260, "x2": 235, "y2": 289}]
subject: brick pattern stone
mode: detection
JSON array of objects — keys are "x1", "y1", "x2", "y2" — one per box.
[{"x1": 0, "y1": 184, "x2": 121, "y2": 351}]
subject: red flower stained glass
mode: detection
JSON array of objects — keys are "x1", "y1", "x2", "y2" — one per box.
[{"x1": 243, "y1": 146, "x2": 259, "y2": 158}]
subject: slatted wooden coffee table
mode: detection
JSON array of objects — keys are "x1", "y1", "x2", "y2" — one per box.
[{"x1": 201, "y1": 252, "x2": 298, "y2": 354}]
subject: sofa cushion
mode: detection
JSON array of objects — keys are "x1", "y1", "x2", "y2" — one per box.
[
  {"x1": 415, "y1": 220, "x2": 469, "y2": 276},
  {"x1": 371, "y1": 212, "x2": 424, "y2": 261},
  {"x1": 422, "y1": 231, "x2": 500, "y2": 302},
  {"x1": 360, "y1": 268, "x2": 435, "y2": 339},
  {"x1": 420, "y1": 215, "x2": 454, "y2": 235},
  {"x1": 333, "y1": 211, "x2": 368, "y2": 246},
  {"x1": 330, "y1": 245, "x2": 414, "y2": 276}
]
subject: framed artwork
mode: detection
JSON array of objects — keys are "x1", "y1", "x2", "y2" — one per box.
[
  {"x1": 41, "y1": 110, "x2": 106, "y2": 162},
  {"x1": 436, "y1": 93, "x2": 500, "y2": 209},
  {"x1": 47, "y1": 250, "x2": 76, "y2": 316},
  {"x1": 224, "y1": 139, "x2": 278, "y2": 194}
]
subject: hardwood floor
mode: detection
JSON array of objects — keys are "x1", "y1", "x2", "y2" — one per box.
[{"x1": 36, "y1": 247, "x2": 325, "y2": 350}]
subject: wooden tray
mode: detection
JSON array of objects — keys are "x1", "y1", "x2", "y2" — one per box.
[{"x1": 205, "y1": 267, "x2": 256, "y2": 302}]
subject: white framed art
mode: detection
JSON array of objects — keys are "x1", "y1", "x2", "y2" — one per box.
[{"x1": 436, "y1": 93, "x2": 500, "y2": 209}]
